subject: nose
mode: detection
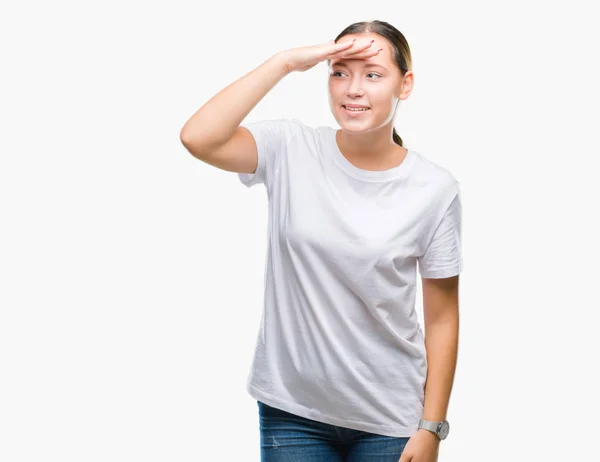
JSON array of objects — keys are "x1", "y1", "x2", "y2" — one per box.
[{"x1": 346, "y1": 75, "x2": 365, "y2": 98}]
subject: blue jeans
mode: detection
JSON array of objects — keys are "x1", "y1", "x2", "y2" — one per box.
[{"x1": 257, "y1": 401, "x2": 410, "y2": 461}]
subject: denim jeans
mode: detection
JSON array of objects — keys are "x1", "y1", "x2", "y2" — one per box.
[{"x1": 257, "y1": 400, "x2": 410, "y2": 461}]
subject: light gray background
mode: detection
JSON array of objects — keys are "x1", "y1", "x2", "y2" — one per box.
[{"x1": 1, "y1": 1, "x2": 598, "y2": 460}]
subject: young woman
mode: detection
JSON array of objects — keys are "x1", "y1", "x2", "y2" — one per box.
[{"x1": 181, "y1": 19, "x2": 461, "y2": 462}]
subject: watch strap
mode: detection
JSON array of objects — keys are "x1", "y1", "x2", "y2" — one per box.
[{"x1": 418, "y1": 418, "x2": 440, "y2": 434}]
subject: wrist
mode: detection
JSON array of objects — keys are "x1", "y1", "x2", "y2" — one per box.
[
  {"x1": 418, "y1": 418, "x2": 450, "y2": 441},
  {"x1": 271, "y1": 52, "x2": 294, "y2": 76},
  {"x1": 417, "y1": 428, "x2": 441, "y2": 442}
]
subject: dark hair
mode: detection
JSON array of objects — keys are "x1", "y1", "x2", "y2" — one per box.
[{"x1": 330, "y1": 20, "x2": 412, "y2": 147}]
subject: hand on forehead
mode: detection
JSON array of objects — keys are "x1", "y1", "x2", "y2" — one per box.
[{"x1": 330, "y1": 34, "x2": 390, "y2": 67}]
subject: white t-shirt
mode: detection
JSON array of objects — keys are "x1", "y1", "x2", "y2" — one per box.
[{"x1": 237, "y1": 118, "x2": 462, "y2": 437}]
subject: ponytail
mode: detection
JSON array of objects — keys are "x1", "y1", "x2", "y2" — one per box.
[{"x1": 392, "y1": 127, "x2": 403, "y2": 147}]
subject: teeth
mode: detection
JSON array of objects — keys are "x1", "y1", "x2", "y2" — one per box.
[{"x1": 345, "y1": 106, "x2": 369, "y2": 112}]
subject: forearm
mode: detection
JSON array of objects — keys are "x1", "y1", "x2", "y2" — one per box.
[
  {"x1": 422, "y1": 316, "x2": 459, "y2": 421},
  {"x1": 180, "y1": 53, "x2": 291, "y2": 151}
]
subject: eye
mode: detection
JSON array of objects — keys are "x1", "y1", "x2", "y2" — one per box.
[{"x1": 330, "y1": 70, "x2": 381, "y2": 80}]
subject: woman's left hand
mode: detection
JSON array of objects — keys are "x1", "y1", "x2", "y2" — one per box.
[{"x1": 398, "y1": 429, "x2": 440, "y2": 462}]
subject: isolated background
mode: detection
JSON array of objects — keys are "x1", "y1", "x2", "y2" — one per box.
[{"x1": 1, "y1": 1, "x2": 599, "y2": 460}]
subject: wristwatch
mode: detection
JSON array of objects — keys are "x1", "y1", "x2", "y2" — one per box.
[{"x1": 418, "y1": 418, "x2": 450, "y2": 440}]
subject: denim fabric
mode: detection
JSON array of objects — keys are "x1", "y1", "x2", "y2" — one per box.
[{"x1": 257, "y1": 400, "x2": 410, "y2": 461}]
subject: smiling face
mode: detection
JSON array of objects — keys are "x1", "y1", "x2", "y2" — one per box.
[{"x1": 328, "y1": 33, "x2": 412, "y2": 134}]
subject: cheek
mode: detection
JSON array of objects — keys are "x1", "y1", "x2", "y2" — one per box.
[
  {"x1": 328, "y1": 81, "x2": 341, "y2": 95},
  {"x1": 369, "y1": 85, "x2": 390, "y2": 98},
  {"x1": 370, "y1": 91, "x2": 395, "y2": 109}
]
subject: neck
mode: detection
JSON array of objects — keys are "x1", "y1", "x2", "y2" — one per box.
[{"x1": 336, "y1": 126, "x2": 407, "y2": 171}]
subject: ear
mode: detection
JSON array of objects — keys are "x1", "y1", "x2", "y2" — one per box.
[{"x1": 397, "y1": 70, "x2": 414, "y2": 100}]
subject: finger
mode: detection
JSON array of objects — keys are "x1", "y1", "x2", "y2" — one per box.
[
  {"x1": 331, "y1": 45, "x2": 376, "y2": 61},
  {"x1": 323, "y1": 40, "x2": 355, "y2": 58},
  {"x1": 330, "y1": 40, "x2": 355, "y2": 50},
  {"x1": 350, "y1": 48, "x2": 383, "y2": 59},
  {"x1": 344, "y1": 41, "x2": 377, "y2": 55},
  {"x1": 339, "y1": 48, "x2": 382, "y2": 60},
  {"x1": 349, "y1": 40, "x2": 376, "y2": 51}
]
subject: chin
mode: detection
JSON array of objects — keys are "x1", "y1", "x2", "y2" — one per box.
[
  {"x1": 339, "y1": 124, "x2": 369, "y2": 133},
  {"x1": 337, "y1": 116, "x2": 379, "y2": 133}
]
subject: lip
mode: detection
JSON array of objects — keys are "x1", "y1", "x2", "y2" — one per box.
[{"x1": 342, "y1": 105, "x2": 371, "y2": 116}]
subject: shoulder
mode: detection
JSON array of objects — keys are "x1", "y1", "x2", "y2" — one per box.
[
  {"x1": 248, "y1": 117, "x2": 320, "y2": 142},
  {"x1": 275, "y1": 118, "x2": 331, "y2": 149},
  {"x1": 289, "y1": 118, "x2": 320, "y2": 138},
  {"x1": 409, "y1": 150, "x2": 460, "y2": 193}
]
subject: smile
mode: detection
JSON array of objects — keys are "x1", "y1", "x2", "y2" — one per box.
[{"x1": 342, "y1": 105, "x2": 371, "y2": 115}]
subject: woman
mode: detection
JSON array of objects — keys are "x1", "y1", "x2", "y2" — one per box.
[{"x1": 181, "y1": 20, "x2": 461, "y2": 462}]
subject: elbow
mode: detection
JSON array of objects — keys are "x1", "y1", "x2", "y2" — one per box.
[
  {"x1": 180, "y1": 130, "x2": 212, "y2": 160},
  {"x1": 180, "y1": 127, "x2": 194, "y2": 147}
]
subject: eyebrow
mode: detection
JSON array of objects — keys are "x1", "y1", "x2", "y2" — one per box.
[{"x1": 331, "y1": 62, "x2": 388, "y2": 71}]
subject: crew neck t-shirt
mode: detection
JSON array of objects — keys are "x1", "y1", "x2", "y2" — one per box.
[{"x1": 237, "y1": 117, "x2": 462, "y2": 438}]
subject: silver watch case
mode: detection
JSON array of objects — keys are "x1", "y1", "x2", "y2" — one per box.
[{"x1": 418, "y1": 418, "x2": 450, "y2": 440}]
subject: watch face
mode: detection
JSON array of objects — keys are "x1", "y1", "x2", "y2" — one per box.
[{"x1": 438, "y1": 421, "x2": 450, "y2": 440}]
